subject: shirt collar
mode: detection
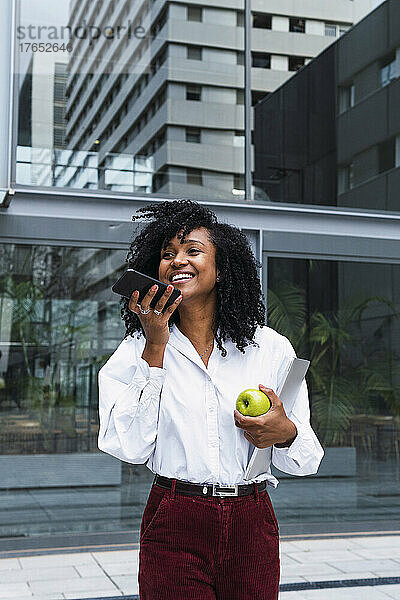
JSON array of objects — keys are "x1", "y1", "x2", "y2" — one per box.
[{"x1": 169, "y1": 322, "x2": 229, "y2": 365}]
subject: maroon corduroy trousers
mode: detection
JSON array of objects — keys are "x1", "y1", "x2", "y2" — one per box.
[{"x1": 138, "y1": 480, "x2": 280, "y2": 599}]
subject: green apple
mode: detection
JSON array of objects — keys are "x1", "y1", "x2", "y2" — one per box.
[{"x1": 236, "y1": 389, "x2": 271, "y2": 416}]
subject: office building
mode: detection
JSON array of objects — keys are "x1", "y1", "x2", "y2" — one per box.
[
  {"x1": 60, "y1": 0, "x2": 374, "y2": 200},
  {"x1": 0, "y1": 0, "x2": 399, "y2": 553},
  {"x1": 254, "y1": 0, "x2": 400, "y2": 211}
]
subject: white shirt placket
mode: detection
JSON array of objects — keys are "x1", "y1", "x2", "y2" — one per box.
[{"x1": 205, "y1": 374, "x2": 220, "y2": 482}]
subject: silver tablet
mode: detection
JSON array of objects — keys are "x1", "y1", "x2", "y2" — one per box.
[{"x1": 244, "y1": 357, "x2": 310, "y2": 481}]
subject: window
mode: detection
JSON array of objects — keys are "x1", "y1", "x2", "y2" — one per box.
[
  {"x1": 289, "y1": 17, "x2": 305, "y2": 33},
  {"x1": 252, "y1": 52, "x2": 271, "y2": 69},
  {"x1": 187, "y1": 6, "x2": 202, "y2": 22},
  {"x1": 339, "y1": 84, "x2": 355, "y2": 113},
  {"x1": 381, "y1": 55, "x2": 397, "y2": 87},
  {"x1": 288, "y1": 56, "x2": 305, "y2": 72},
  {"x1": 237, "y1": 11, "x2": 244, "y2": 27},
  {"x1": 252, "y1": 13, "x2": 271, "y2": 29},
  {"x1": 233, "y1": 131, "x2": 245, "y2": 147},
  {"x1": 153, "y1": 168, "x2": 168, "y2": 191},
  {"x1": 236, "y1": 89, "x2": 244, "y2": 105},
  {"x1": 187, "y1": 45, "x2": 202, "y2": 60},
  {"x1": 379, "y1": 138, "x2": 395, "y2": 173},
  {"x1": 151, "y1": 6, "x2": 168, "y2": 37},
  {"x1": 186, "y1": 84, "x2": 201, "y2": 101},
  {"x1": 325, "y1": 23, "x2": 337, "y2": 37},
  {"x1": 338, "y1": 163, "x2": 354, "y2": 193},
  {"x1": 233, "y1": 174, "x2": 245, "y2": 191},
  {"x1": 339, "y1": 26, "x2": 350, "y2": 36},
  {"x1": 186, "y1": 168, "x2": 202, "y2": 185},
  {"x1": 251, "y1": 91, "x2": 269, "y2": 106},
  {"x1": 237, "y1": 52, "x2": 244, "y2": 66},
  {"x1": 186, "y1": 127, "x2": 201, "y2": 143}
]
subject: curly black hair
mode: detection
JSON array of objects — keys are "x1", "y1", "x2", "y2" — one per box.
[{"x1": 121, "y1": 199, "x2": 266, "y2": 356}]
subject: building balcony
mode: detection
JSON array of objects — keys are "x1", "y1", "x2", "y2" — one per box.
[
  {"x1": 252, "y1": 28, "x2": 331, "y2": 57},
  {"x1": 152, "y1": 140, "x2": 244, "y2": 173},
  {"x1": 251, "y1": 0, "x2": 358, "y2": 22}
]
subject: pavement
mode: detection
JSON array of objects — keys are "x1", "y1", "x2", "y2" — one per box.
[{"x1": 0, "y1": 534, "x2": 400, "y2": 600}]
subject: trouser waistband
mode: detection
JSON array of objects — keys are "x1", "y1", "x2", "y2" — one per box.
[{"x1": 154, "y1": 475, "x2": 266, "y2": 498}]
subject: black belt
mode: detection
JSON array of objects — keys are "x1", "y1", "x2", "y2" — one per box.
[{"x1": 154, "y1": 475, "x2": 266, "y2": 498}]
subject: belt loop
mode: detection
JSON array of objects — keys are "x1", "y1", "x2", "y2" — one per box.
[
  {"x1": 170, "y1": 478, "x2": 176, "y2": 500},
  {"x1": 253, "y1": 482, "x2": 260, "y2": 502}
]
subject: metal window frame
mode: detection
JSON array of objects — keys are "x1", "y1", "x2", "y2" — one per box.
[
  {"x1": 1, "y1": 188, "x2": 399, "y2": 264},
  {"x1": 1, "y1": 0, "x2": 400, "y2": 272}
]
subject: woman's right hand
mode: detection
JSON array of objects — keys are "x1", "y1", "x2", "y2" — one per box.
[{"x1": 129, "y1": 284, "x2": 182, "y2": 347}]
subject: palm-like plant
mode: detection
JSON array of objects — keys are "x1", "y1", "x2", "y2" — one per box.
[
  {"x1": 267, "y1": 280, "x2": 307, "y2": 347},
  {"x1": 268, "y1": 280, "x2": 400, "y2": 446}
]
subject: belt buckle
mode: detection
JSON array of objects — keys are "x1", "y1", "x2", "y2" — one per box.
[{"x1": 212, "y1": 484, "x2": 239, "y2": 497}]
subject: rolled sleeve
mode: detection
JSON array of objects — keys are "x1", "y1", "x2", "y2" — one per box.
[
  {"x1": 272, "y1": 420, "x2": 324, "y2": 475},
  {"x1": 98, "y1": 337, "x2": 166, "y2": 464}
]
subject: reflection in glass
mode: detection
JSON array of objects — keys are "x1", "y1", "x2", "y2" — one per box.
[
  {"x1": 253, "y1": 2, "x2": 400, "y2": 211},
  {"x1": 15, "y1": 0, "x2": 368, "y2": 203},
  {"x1": 15, "y1": 0, "x2": 246, "y2": 201},
  {"x1": 267, "y1": 257, "x2": 400, "y2": 530},
  {"x1": 0, "y1": 243, "x2": 149, "y2": 537}
]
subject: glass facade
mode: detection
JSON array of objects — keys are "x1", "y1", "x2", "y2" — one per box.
[
  {"x1": 1, "y1": 0, "x2": 399, "y2": 549},
  {"x1": 13, "y1": 0, "x2": 368, "y2": 203},
  {"x1": 1, "y1": 244, "x2": 399, "y2": 538},
  {"x1": 267, "y1": 257, "x2": 400, "y2": 532},
  {"x1": 254, "y1": 1, "x2": 400, "y2": 211},
  {"x1": 0, "y1": 243, "x2": 133, "y2": 536},
  {"x1": 15, "y1": 0, "x2": 246, "y2": 201}
]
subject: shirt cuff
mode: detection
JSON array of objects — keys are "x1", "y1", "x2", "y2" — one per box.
[
  {"x1": 273, "y1": 423, "x2": 312, "y2": 466},
  {"x1": 131, "y1": 356, "x2": 167, "y2": 406},
  {"x1": 133, "y1": 355, "x2": 166, "y2": 384}
]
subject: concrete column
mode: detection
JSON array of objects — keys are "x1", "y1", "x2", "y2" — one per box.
[
  {"x1": 0, "y1": 0, "x2": 14, "y2": 198},
  {"x1": 395, "y1": 135, "x2": 400, "y2": 168},
  {"x1": 271, "y1": 15, "x2": 289, "y2": 32},
  {"x1": 305, "y1": 20, "x2": 325, "y2": 36},
  {"x1": 271, "y1": 55, "x2": 288, "y2": 71},
  {"x1": 396, "y1": 48, "x2": 400, "y2": 79}
]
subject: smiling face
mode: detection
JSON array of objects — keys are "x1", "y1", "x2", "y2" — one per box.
[{"x1": 158, "y1": 227, "x2": 220, "y2": 304}]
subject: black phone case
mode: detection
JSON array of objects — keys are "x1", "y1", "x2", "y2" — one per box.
[{"x1": 112, "y1": 269, "x2": 181, "y2": 311}]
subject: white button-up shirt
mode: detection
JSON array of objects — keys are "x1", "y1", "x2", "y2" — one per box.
[{"x1": 98, "y1": 323, "x2": 324, "y2": 486}]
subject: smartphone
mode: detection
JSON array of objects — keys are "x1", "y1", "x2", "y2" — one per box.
[{"x1": 112, "y1": 269, "x2": 181, "y2": 312}]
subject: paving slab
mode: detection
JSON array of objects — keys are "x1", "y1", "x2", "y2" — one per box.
[
  {"x1": 326, "y1": 558, "x2": 400, "y2": 574},
  {"x1": 350, "y1": 547, "x2": 400, "y2": 559},
  {"x1": 354, "y1": 536, "x2": 400, "y2": 549},
  {"x1": 301, "y1": 571, "x2": 376, "y2": 582},
  {"x1": 103, "y1": 560, "x2": 138, "y2": 576},
  {"x1": 74, "y1": 563, "x2": 107, "y2": 578},
  {"x1": 0, "y1": 557, "x2": 21, "y2": 571},
  {"x1": 1, "y1": 534, "x2": 399, "y2": 600},
  {"x1": 92, "y1": 549, "x2": 139, "y2": 564},
  {"x1": 293, "y1": 588, "x2": 396, "y2": 600},
  {"x1": 281, "y1": 562, "x2": 344, "y2": 577},
  {"x1": 282, "y1": 538, "x2": 364, "y2": 552},
  {"x1": 284, "y1": 550, "x2": 362, "y2": 564},
  {"x1": 0, "y1": 565, "x2": 78, "y2": 584},
  {"x1": 63, "y1": 593, "x2": 123, "y2": 599},
  {"x1": 0, "y1": 582, "x2": 31, "y2": 599},
  {"x1": 376, "y1": 584, "x2": 400, "y2": 599},
  {"x1": 29, "y1": 576, "x2": 118, "y2": 595},
  {"x1": 19, "y1": 553, "x2": 97, "y2": 569}
]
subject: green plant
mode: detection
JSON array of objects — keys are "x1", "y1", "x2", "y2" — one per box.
[{"x1": 268, "y1": 280, "x2": 400, "y2": 446}]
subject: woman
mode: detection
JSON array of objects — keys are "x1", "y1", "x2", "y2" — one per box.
[{"x1": 98, "y1": 199, "x2": 323, "y2": 599}]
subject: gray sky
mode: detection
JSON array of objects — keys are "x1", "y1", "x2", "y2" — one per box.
[{"x1": 17, "y1": 0, "x2": 70, "y2": 76}]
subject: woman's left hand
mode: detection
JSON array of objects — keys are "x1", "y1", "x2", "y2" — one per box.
[{"x1": 233, "y1": 384, "x2": 297, "y2": 448}]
